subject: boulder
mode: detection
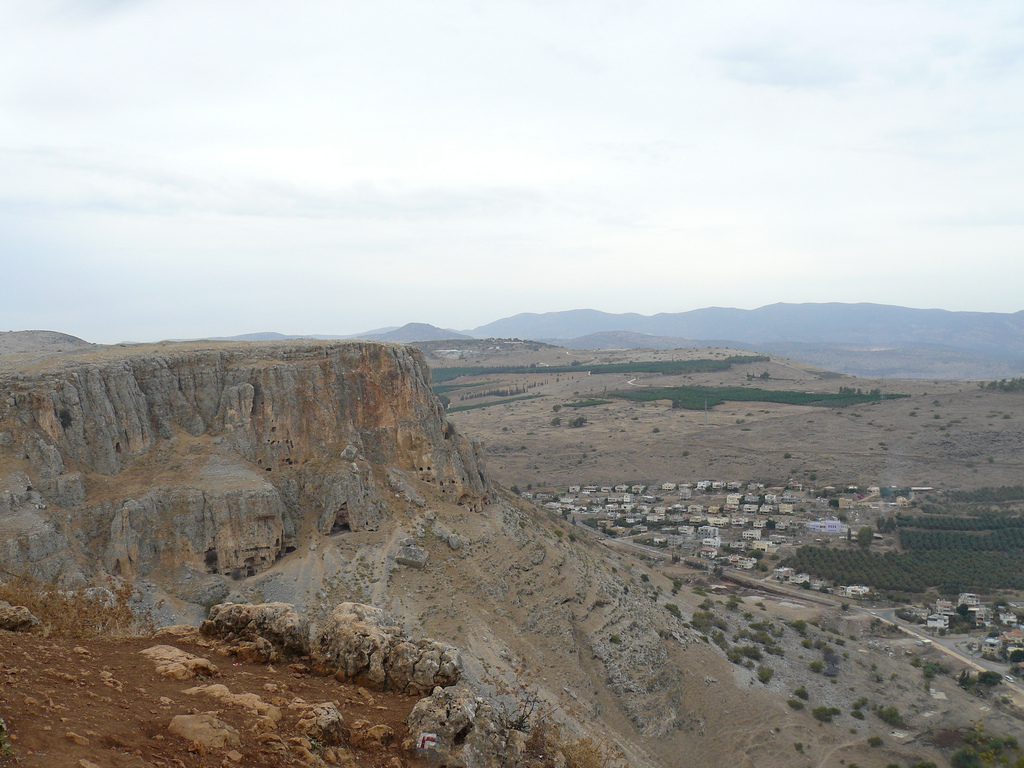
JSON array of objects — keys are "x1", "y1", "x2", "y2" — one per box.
[
  {"x1": 168, "y1": 713, "x2": 240, "y2": 750},
  {"x1": 349, "y1": 720, "x2": 395, "y2": 748},
  {"x1": 183, "y1": 684, "x2": 281, "y2": 723},
  {"x1": 313, "y1": 603, "x2": 460, "y2": 694},
  {"x1": 201, "y1": 602, "x2": 310, "y2": 657},
  {"x1": 296, "y1": 702, "x2": 346, "y2": 746},
  {"x1": 0, "y1": 600, "x2": 40, "y2": 632},
  {"x1": 404, "y1": 686, "x2": 516, "y2": 768},
  {"x1": 395, "y1": 545, "x2": 428, "y2": 569},
  {"x1": 139, "y1": 645, "x2": 218, "y2": 680}
]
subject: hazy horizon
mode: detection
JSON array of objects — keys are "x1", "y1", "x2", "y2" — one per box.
[
  {"x1": 5, "y1": 299, "x2": 1024, "y2": 346},
  {"x1": 3, "y1": 1, "x2": 1023, "y2": 343}
]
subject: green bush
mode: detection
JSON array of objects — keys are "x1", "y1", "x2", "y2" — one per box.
[
  {"x1": 812, "y1": 706, "x2": 840, "y2": 723},
  {"x1": 874, "y1": 705, "x2": 905, "y2": 727}
]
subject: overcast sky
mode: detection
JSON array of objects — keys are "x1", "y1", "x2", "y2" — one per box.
[{"x1": 2, "y1": 1, "x2": 1022, "y2": 342}]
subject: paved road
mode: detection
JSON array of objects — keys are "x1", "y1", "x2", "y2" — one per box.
[
  {"x1": 569, "y1": 519, "x2": 1024, "y2": 704},
  {"x1": 853, "y1": 607, "x2": 1023, "y2": 704}
]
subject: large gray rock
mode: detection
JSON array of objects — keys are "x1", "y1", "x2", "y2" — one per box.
[
  {"x1": 201, "y1": 602, "x2": 311, "y2": 657},
  {"x1": 396, "y1": 544, "x2": 429, "y2": 569},
  {"x1": 296, "y1": 702, "x2": 346, "y2": 746},
  {"x1": 404, "y1": 685, "x2": 523, "y2": 768},
  {"x1": 0, "y1": 600, "x2": 40, "y2": 632},
  {"x1": 313, "y1": 602, "x2": 460, "y2": 694}
]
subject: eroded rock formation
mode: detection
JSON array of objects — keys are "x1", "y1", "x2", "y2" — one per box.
[
  {"x1": 312, "y1": 602, "x2": 461, "y2": 694},
  {"x1": 0, "y1": 342, "x2": 489, "y2": 600}
]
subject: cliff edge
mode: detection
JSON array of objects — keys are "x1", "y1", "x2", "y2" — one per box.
[{"x1": 0, "y1": 341, "x2": 489, "y2": 613}]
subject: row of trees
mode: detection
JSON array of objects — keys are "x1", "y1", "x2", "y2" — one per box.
[
  {"x1": 895, "y1": 514, "x2": 1024, "y2": 531},
  {"x1": 782, "y1": 547, "x2": 1024, "y2": 593},
  {"x1": 979, "y1": 377, "x2": 1024, "y2": 392},
  {"x1": 947, "y1": 485, "x2": 1024, "y2": 503},
  {"x1": 898, "y1": 527, "x2": 1024, "y2": 552}
]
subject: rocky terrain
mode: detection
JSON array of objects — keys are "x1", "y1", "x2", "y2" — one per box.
[{"x1": 2, "y1": 338, "x2": 1021, "y2": 768}]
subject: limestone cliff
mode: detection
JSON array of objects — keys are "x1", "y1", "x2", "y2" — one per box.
[{"x1": 0, "y1": 342, "x2": 489, "y2": 595}]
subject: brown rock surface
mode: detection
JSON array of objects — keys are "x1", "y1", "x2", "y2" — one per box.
[
  {"x1": 168, "y1": 713, "x2": 241, "y2": 750},
  {"x1": 139, "y1": 645, "x2": 218, "y2": 680}
]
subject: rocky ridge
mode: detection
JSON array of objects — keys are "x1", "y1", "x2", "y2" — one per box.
[{"x1": 0, "y1": 342, "x2": 488, "y2": 616}]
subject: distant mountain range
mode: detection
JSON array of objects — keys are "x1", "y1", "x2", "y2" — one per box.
[
  {"x1": 166, "y1": 304, "x2": 1024, "y2": 379},
  {"x1": 467, "y1": 303, "x2": 1024, "y2": 357},
  {"x1": 201, "y1": 323, "x2": 468, "y2": 344}
]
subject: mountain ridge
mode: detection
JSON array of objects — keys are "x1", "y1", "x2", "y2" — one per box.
[{"x1": 468, "y1": 302, "x2": 1024, "y2": 357}]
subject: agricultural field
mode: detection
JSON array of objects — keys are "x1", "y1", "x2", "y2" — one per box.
[
  {"x1": 421, "y1": 343, "x2": 1024, "y2": 492},
  {"x1": 784, "y1": 502, "x2": 1024, "y2": 594}
]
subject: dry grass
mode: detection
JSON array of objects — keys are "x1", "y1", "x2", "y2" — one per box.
[
  {"x1": 0, "y1": 573, "x2": 150, "y2": 639},
  {"x1": 522, "y1": 716, "x2": 615, "y2": 768}
]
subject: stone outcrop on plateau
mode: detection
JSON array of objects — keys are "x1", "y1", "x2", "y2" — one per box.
[{"x1": 0, "y1": 342, "x2": 489, "y2": 603}]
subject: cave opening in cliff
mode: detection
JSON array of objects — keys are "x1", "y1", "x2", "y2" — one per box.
[
  {"x1": 330, "y1": 504, "x2": 351, "y2": 534},
  {"x1": 204, "y1": 549, "x2": 219, "y2": 572},
  {"x1": 114, "y1": 441, "x2": 122, "y2": 454}
]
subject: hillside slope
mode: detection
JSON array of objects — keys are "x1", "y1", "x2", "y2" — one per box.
[{"x1": 1, "y1": 339, "x2": 1016, "y2": 768}]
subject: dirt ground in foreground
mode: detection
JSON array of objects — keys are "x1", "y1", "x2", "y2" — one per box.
[{"x1": 0, "y1": 631, "x2": 423, "y2": 768}]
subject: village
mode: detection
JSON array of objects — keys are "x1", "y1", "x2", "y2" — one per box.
[
  {"x1": 522, "y1": 478, "x2": 1024, "y2": 678},
  {"x1": 522, "y1": 477, "x2": 905, "y2": 574}
]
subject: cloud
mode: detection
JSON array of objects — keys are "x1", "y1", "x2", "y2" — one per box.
[
  {"x1": 713, "y1": 44, "x2": 854, "y2": 88},
  {"x1": 0, "y1": 0, "x2": 1022, "y2": 340}
]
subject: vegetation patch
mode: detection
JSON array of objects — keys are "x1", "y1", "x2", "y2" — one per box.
[
  {"x1": 607, "y1": 385, "x2": 906, "y2": 410},
  {"x1": 447, "y1": 395, "x2": 543, "y2": 412},
  {"x1": 430, "y1": 355, "x2": 769, "y2": 383},
  {"x1": 784, "y1": 547, "x2": 1024, "y2": 592},
  {"x1": 0, "y1": 575, "x2": 147, "y2": 639},
  {"x1": 785, "y1": 508, "x2": 1024, "y2": 592}
]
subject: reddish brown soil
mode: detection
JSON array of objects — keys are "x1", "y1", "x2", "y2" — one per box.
[{"x1": 0, "y1": 630, "x2": 426, "y2": 768}]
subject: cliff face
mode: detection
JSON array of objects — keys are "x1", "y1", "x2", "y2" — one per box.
[{"x1": 0, "y1": 342, "x2": 488, "y2": 592}]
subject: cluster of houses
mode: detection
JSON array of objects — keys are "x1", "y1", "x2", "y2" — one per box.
[
  {"x1": 524, "y1": 479, "x2": 869, "y2": 562},
  {"x1": 919, "y1": 594, "x2": 1022, "y2": 631},
  {"x1": 771, "y1": 566, "x2": 872, "y2": 598}
]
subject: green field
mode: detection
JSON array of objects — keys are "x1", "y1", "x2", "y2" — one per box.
[
  {"x1": 430, "y1": 355, "x2": 769, "y2": 384},
  {"x1": 785, "y1": 513, "x2": 1024, "y2": 593},
  {"x1": 608, "y1": 385, "x2": 906, "y2": 410},
  {"x1": 782, "y1": 547, "x2": 1024, "y2": 593},
  {"x1": 446, "y1": 394, "x2": 543, "y2": 413}
]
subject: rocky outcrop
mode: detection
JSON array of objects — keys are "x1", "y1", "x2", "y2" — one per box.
[
  {"x1": 312, "y1": 603, "x2": 461, "y2": 695},
  {"x1": 395, "y1": 543, "x2": 428, "y2": 569},
  {"x1": 404, "y1": 685, "x2": 524, "y2": 768},
  {"x1": 106, "y1": 485, "x2": 288, "y2": 581},
  {"x1": 139, "y1": 645, "x2": 219, "y2": 680},
  {"x1": 201, "y1": 602, "x2": 311, "y2": 658},
  {"x1": 0, "y1": 342, "x2": 490, "y2": 599},
  {"x1": 201, "y1": 600, "x2": 460, "y2": 695},
  {"x1": 168, "y1": 713, "x2": 240, "y2": 750},
  {"x1": 0, "y1": 600, "x2": 40, "y2": 632}
]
